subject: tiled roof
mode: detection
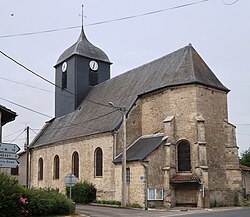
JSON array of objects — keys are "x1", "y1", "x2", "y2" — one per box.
[
  {"x1": 113, "y1": 134, "x2": 165, "y2": 163},
  {"x1": 31, "y1": 44, "x2": 229, "y2": 148},
  {"x1": 171, "y1": 174, "x2": 200, "y2": 183}
]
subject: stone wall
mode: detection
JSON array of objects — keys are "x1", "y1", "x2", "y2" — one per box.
[
  {"x1": 115, "y1": 101, "x2": 142, "y2": 156},
  {"x1": 196, "y1": 87, "x2": 228, "y2": 191},
  {"x1": 29, "y1": 83, "x2": 241, "y2": 207},
  {"x1": 242, "y1": 170, "x2": 250, "y2": 198},
  {"x1": 17, "y1": 151, "x2": 27, "y2": 187},
  {"x1": 114, "y1": 162, "x2": 145, "y2": 207},
  {"x1": 145, "y1": 144, "x2": 165, "y2": 189},
  {"x1": 196, "y1": 86, "x2": 241, "y2": 205},
  {"x1": 30, "y1": 132, "x2": 115, "y2": 200},
  {"x1": 145, "y1": 143, "x2": 166, "y2": 207}
]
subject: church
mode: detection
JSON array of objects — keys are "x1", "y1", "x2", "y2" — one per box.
[{"x1": 29, "y1": 26, "x2": 242, "y2": 208}]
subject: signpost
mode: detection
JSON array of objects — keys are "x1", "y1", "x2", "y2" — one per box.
[
  {"x1": 0, "y1": 143, "x2": 20, "y2": 168},
  {"x1": 64, "y1": 173, "x2": 77, "y2": 199}
]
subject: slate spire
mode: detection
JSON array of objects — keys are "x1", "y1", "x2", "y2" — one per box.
[{"x1": 55, "y1": 27, "x2": 111, "y2": 66}]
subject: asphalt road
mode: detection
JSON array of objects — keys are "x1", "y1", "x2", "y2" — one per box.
[{"x1": 76, "y1": 205, "x2": 250, "y2": 217}]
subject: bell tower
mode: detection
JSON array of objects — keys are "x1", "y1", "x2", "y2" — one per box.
[{"x1": 54, "y1": 27, "x2": 112, "y2": 118}]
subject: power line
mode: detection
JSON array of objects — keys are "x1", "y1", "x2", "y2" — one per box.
[
  {"x1": 3, "y1": 128, "x2": 26, "y2": 139},
  {"x1": 0, "y1": 0, "x2": 209, "y2": 39},
  {"x1": 0, "y1": 76, "x2": 53, "y2": 93},
  {"x1": 10, "y1": 128, "x2": 26, "y2": 143},
  {"x1": 222, "y1": 0, "x2": 239, "y2": 5},
  {"x1": 0, "y1": 50, "x2": 114, "y2": 109},
  {"x1": 0, "y1": 96, "x2": 52, "y2": 118},
  {"x1": 0, "y1": 75, "x2": 73, "y2": 99},
  {"x1": 0, "y1": 26, "x2": 80, "y2": 38},
  {"x1": 86, "y1": 0, "x2": 209, "y2": 27},
  {"x1": 237, "y1": 133, "x2": 250, "y2": 137},
  {"x1": 0, "y1": 50, "x2": 58, "y2": 89},
  {"x1": 4, "y1": 137, "x2": 35, "y2": 143},
  {"x1": 32, "y1": 108, "x2": 121, "y2": 134},
  {"x1": 29, "y1": 128, "x2": 38, "y2": 135}
]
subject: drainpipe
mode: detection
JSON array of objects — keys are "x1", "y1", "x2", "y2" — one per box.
[
  {"x1": 141, "y1": 161, "x2": 148, "y2": 210},
  {"x1": 113, "y1": 130, "x2": 118, "y2": 160},
  {"x1": 199, "y1": 180, "x2": 205, "y2": 208}
]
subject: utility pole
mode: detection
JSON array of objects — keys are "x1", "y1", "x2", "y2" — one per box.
[
  {"x1": 108, "y1": 102, "x2": 127, "y2": 207},
  {"x1": 121, "y1": 107, "x2": 127, "y2": 207},
  {"x1": 26, "y1": 126, "x2": 29, "y2": 188}
]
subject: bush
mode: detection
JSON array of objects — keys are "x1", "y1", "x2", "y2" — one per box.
[
  {"x1": 0, "y1": 172, "x2": 23, "y2": 217},
  {"x1": 66, "y1": 180, "x2": 96, "y2": 204},
  {"x1": 0, "y1": 172, "x2": 73, "y2": 216},
  {"x1": 22, "y1": 188, "x2": 73, "y2": 216}
]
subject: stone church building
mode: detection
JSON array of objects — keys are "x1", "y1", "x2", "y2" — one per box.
[{"x1": 29, "y1": 27, "x2": 242, "y2": 208}]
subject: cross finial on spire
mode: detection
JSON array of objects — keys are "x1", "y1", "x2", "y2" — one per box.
[
  {"x1": 80, "y1": 4, "x2": 87, "y2": 29},
  {"x1": 78, "y1": 3, "x2": 86, "y2": 29},
  {"x1": 81, "y1": 4, "x2": 84, "y2": 29}
]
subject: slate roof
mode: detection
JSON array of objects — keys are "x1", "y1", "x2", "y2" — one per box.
[
  {"x1": 31, "y1": 44, "x2": 229, "y2": 148},
  {"x1": 0, "y1": 105, "x2": 17, "y2": 126},
  {"x1": 113, "y1": 134, "x2": 165, "y2": 163},
  {"x1": 56, "y1": 27, "x2": 111, "y2": 66}
]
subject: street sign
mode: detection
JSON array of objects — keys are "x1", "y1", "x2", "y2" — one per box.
[
  {"x1": 64, "y1": 173, "x2": 77, "y2": 186},
  {"x1": 0, "y1": 152, "x2": 18, "y2": 159},
  {"x1": 64, "y1": 173, "x2": 78, "y2": 199},
  {"x1": 0, "y1": 143, "x2": 20, "y2": 168},
  {"x1": 0, "y1": 159, "x2": 19, "y2": 168},
  {"x1": 0, "y1": 143, "x2": 20, "y2": 153}
]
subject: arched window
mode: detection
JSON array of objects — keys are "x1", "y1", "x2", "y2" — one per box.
[
  {"x1": 53, "y1": 155, "x2": 60, "y2": 180},
  {"x1": 72, "y1": 151, "x2": 79, "y2": 178},
  {"x1": 177, "y1": 140, "x2": 191, "y2": 172},
  {"x1": 38, "y1": 157, "x2": 43, "y2": 180},
  {"x1": 95, "y1": 148, "x2": 103, "y2": 177}
]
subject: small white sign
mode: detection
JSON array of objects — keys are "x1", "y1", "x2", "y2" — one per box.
[
  {"x1": 64, "y1": 174, "x2": 77, "y2": 186},
  {"x1": 0, "y1": 143, "x2": 20, "y2": 154},
  {"x1": 0, "y1": 152, "x2": 18, "y2": 159},
  {"x1": 0, "y1": 158, "x2": 19, "y2": 168}
]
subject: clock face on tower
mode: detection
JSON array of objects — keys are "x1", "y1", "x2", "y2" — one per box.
[
  {"x1": 89, "y1": 60, "x2": 98, "y2": 71},
  {"x1": 62, "y1": 62, "x2": 67, "y2": 72}
]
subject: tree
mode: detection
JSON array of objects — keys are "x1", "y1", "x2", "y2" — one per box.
[{"x1": 240, "y1": 148, "x2": 250, "y2": 167}]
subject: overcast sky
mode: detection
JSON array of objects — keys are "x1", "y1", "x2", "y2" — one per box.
[{"x1": 0, "y1": 0, "x2": 249, "y2": 154}]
